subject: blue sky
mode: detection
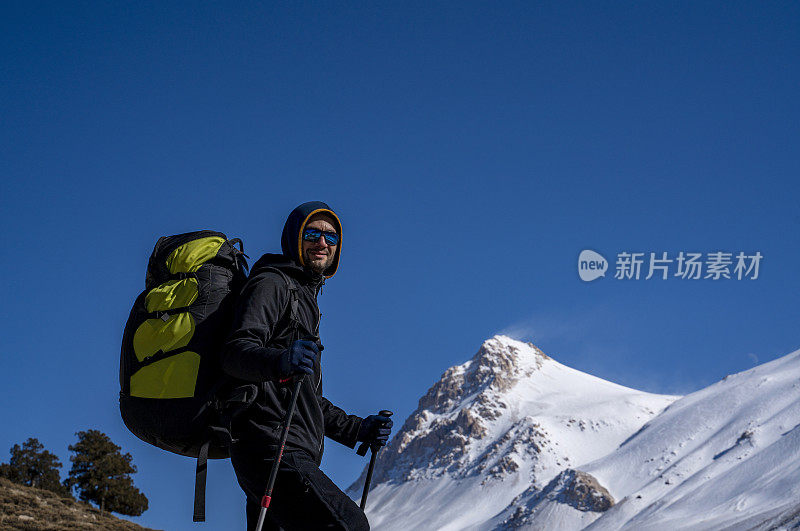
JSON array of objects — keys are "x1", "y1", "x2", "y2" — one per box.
[{"x1": 1, "y1": 2, "x2": 798, "y2": 529}]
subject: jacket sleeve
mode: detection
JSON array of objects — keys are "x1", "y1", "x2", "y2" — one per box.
[
  {"x1": 222, "y1": 271, "x2": 289, "y2": 383},
  {"x1": 319, "y1": 396, "x2": 363, "y2": 448}
]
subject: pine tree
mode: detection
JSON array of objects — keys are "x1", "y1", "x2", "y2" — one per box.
[
  {"x1": 0, "y1": 437, "x2": 72, "y2": 497},
  {"x1": 64, "y1": 430, "x2": 148, "y2": 516}
]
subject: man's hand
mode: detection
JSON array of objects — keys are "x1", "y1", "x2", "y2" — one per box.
[
  {"x1": 279, "y1": 340, "x2": 318, "y2": 378},
  {"x1": 356, "y1": 414, "x2": 394, "y2": 448}
]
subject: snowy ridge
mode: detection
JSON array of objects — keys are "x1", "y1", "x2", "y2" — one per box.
[
  {"x1": 575, "y1": 347, "x2": 800, "y2": 530},
  {"x1": 348, "y1": 336, "x2": 677, "y2": 530}
]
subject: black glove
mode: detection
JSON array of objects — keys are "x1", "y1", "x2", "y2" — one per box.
[
  {"x1": 278, "y1": 340, "x2": 318, "y2": 379},
  {"x1": 357, "y1": 414, "x2": 394, "y2": 448}
]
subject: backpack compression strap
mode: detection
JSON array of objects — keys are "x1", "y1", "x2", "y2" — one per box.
[{"x1": 193, "y1": 440, "x2": 211, "y2": 522}]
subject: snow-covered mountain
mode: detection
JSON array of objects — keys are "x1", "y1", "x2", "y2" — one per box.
[{"x1": 348, "y1": 335, "x2": 800, "y2": 530}]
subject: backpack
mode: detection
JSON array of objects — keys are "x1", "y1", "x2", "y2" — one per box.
[{"x1": 119, "y1": 230, "x2": 256, "y2": 522}]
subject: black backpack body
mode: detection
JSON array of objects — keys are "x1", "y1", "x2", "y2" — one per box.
[{"x1": 119, "y1": 230, "x2": 253, "y2": 521}]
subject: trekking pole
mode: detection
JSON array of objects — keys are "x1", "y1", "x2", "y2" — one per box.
[
  {"x1": 255, "y1": 376, "x2": 304, "y2": 531},
  {"x1": 357, "y1": 410, "x2": 393, "y2": 510}
]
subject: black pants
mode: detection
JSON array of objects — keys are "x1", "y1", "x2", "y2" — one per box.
[{"x1": 231, "y1": 444, "x2": 370, "y2": 531}]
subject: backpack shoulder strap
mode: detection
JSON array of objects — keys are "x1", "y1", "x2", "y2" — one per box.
[
  {"x1": 260, "y1": 267, "x2": 301, "y2": 332},
  {"x1": 258, "y1": 267, "x2": 306, "y2": 390}
]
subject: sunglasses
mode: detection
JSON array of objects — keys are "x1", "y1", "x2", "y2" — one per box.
[{"x1": 302, "y1": 228, "x2": 340, "y2": 246}]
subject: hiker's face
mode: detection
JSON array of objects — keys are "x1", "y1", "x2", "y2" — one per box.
[{"x1": 302, "y1": 215, "x2": 338, "y2": 274}]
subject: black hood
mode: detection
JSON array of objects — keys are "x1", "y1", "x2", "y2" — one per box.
[{"x1": 280, "y1": 201, "x2": 342, "y2": 278}]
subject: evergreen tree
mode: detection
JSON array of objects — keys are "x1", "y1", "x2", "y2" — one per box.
[
  {"x1": 0, "y1": 437, "x2": 71, "y2": 497},
  {"x1": 64, "y1": 430, "x2": 148, "y2": 516}
]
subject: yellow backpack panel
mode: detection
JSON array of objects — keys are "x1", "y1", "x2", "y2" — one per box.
[{"x1": 130, "y1": 351, "x2": 201, "y2": 399}]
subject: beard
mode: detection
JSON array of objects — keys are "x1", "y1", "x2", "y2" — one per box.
[{"x1": 304, "y1": 249, "x2": 334, "y2": 274}]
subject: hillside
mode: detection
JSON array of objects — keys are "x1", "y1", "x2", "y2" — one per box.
[{"x1": 0, "y1": 478, "x2": 159, "y2": 531}]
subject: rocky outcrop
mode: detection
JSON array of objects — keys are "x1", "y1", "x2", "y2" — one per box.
[
  {"x1": 498, "y1": 469, "x2": 614, "y2": 528},
  {"x1": 558, "y1": 469, "x2": 614, "y2": 512}
]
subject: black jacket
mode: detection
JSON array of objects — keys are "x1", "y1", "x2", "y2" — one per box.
[{"x1": 222, "y1": 202, "x2": 362, "y2": 464}]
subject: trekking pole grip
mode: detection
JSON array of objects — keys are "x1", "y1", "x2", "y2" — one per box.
[{"x1": 356, "y1": 410, "x2": 393, "y2": 456}]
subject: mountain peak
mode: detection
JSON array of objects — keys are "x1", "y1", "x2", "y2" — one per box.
[
  {"x1": 349, "y1": 335, "x2": 676, "y2": 513},
  {"x1": 416, "y1": 336, "x2": 548, "y2": 415},
  {"x1": 476, "y1": 335, "x2": 551, "y2": 371}
]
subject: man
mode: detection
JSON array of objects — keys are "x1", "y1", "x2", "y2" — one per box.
[{"x1": 223, "y1": 201, "x2": 393, "y2": 530}]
